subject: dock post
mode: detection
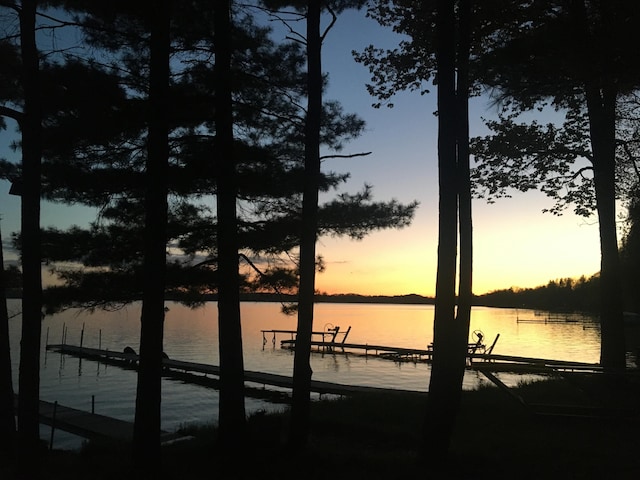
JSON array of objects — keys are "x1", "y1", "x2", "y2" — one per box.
[
  {"x1": 44, "y1": 327, "x2": 50, "y2": 365},
  {"x1": 92, "y1": 395, "x2": 95, "y2": 414},
  {"x1": 80, "y1": 322, "x2": 85, "y2": 348},
  {"x1": 49, "y1": 401, "x2": 58, "y2": 450}
]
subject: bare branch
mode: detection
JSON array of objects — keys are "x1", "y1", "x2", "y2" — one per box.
[
  {"x1": 0, "y1": 105, "x2": 23, "y2": 126},
  {"x1": 35, "y1": 10, "x2": 84, "y2": 29},
  {"x1": 320, "y1": 151, "x2": 372, "y2": 160},
  {"x1": 321, "y1": 5, "x2": 338, "y2": 43},
  {"x1": 285, "y1": 33, "x2": 306, "y2": 46},
  {"x1": 245, "y1": 2, "x2": 307, "y2": 45}
]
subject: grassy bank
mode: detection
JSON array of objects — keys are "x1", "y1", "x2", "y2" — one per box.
[{"x1": 3, "y1": 376, "x2": 640, "y2": 479}]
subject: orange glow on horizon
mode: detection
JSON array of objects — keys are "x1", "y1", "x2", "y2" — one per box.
[{"x1": 313, "y1": 196, "x2": 603, "y2": 298}]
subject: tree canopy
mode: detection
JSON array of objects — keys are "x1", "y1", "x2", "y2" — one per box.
[{"x1": 0, "y1": 2, "x2": 418, "y2": 313}]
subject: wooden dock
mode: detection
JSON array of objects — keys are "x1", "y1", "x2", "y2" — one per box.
[
  {"x1": 38, "y1": 397, "x2": 134, "y2": 442},
  {"x1": 276, "y1": 338, "x2": 604, "y2": 374},
  {"x1": 278, "y1": 334, "x2": 500, "y2": 363},
  {"x1": 282, "y1": 339, "x2": 435, "y2": 360},
  {"x1": 39, "y1": 343, "x2": 612, "y2": 440},
  {"x1": 14, "y1": 395, "x2": 189, "y2": 445},
  {"x1": 261, "y1": 326, "x2": 352, "y2": 347},
  {"x1": 45, "y1": 344, "x2": 425, "y2": 397},
  {"x1": 47, "y1": 341, "x2": 604, "y2": 392},
  {"x1": 471, "y1": 352, "x2": 603, "y2": 373}
]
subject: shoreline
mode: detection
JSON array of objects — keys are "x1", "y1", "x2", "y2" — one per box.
[{"x1": 6, "y1": 290, "x2": 603, "y2": 314}]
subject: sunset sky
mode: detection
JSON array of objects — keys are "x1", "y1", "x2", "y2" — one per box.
[{"x1": 0, "y1": 6, "x2": 608, "y2": 297}]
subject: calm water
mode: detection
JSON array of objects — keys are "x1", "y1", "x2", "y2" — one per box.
[{"x1": 6, "y1": 299, "x2": 618, "y2": 449}]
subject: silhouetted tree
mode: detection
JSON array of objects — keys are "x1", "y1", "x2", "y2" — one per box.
[
  {"x1": 0, "y1": 14, "x2": 21, "y2": 462},
  {"x1": 611, "y1": 93, "x2": 640, "y2": 313},
  {"x1": 356, "y1": 0, "x2": 476, "y2": 458},
  {"x1": 15, "y1": 0, "x2": 44, "y2": 473},
  {"x1": 260, "y1": 0, "x2": 373, "y2": 449},
  {"x1": 14, "y1": 1, "x2": 416, "y2": 316},
  {"x1": 214, "y1": 0, "x2": 247, "y2": 447},
  {"x1": 620, "y1": 186, "x2": 640, "y2": 313},
  {"x1": 25, "y1": 2, "x2": 380, "y2": 306},
  {"x1": 287, "y1": 0, "x2": 322, "y2": 450},
  {"x1": 423, "y1": 0, "x2": 475, "y2": 461},
  {"x1": 471, "y1": 0, "x2": 640, "y2": 370},
  {"x1": 0, "y1": 221, "x2": 16, "y2": 457},
  {"x1": 132, "y1": 0, "x2": 170, "y2": 470},
  {"x1": 456, "y1": 0, "x2": 473, "y2": 350},
  {"x1": 0, "y1": 7, "x2": 417, "y2": 462}
]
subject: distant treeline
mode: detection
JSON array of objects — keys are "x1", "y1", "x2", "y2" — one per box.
[
  {"x1": 240, "y1": 292, "x2": 436, "y2": 305},
  {"x1": 316, "y1": 293, "x2": 435, "y2": 305},
  {"x1": 474, "y1": 275, "x2": 601, "y2": 313},
  {"x1": 2, "y1": 271, "x2": 620, "y2": 314},
  {"x1": 316, "y1": 281, "x2": 604, "y2": 313}
]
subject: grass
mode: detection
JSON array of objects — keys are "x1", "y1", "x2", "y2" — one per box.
[{"x1": 3, "y1": 374, "x2": 640, "y2": 479}]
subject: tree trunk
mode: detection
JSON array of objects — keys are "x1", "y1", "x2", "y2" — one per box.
[
  {"x1": 214, "y1": 0, "x2": 246, "y2": 447},
  {"x1": 0, "y1": 222, "x2": 16, "y2": 456},
  {"x1": 289, "y1": 0, "x2": 322, "y2": 450},
  {"x1": 454, "y1": 0, "x2": 473, "y2": 392},
  {"x1": 571, "y1": 0, "x2": 626, "y2": 370},
  {"x1": 424, "y1": 0, "x2": 459, "y2": 461},
  {"x1": 425, "y1": 0, "x2": 473, "y2": 461},
  {"x1": 132, "y1": 0, "x2": 170, "y2": 470},
  {"x1": 586, "y1": 85, "x2": 626, "y2": 370},
  {"x1": 17, "y1": 0, "x2": 43, "y2": 469}
]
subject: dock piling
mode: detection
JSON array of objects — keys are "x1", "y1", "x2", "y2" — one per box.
[{"x1": 49, "y1": 401, "x2": 58, "y2": 450}]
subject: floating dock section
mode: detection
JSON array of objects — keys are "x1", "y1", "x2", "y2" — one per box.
[{"x1": 271, "y1": 328, "x2": 501, "y2": 364}]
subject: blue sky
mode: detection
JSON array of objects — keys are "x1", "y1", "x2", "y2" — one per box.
[
  {"x1": 0, "y1": 5, "x2": 605, "y2": 296},
  {"x1": 308, "y1": 7, "x2": 603, "y2": 295}
]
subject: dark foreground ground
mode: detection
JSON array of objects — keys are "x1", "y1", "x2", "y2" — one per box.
[{"x1": 2, "y1": 373, "x2": 640, "y2": 479}]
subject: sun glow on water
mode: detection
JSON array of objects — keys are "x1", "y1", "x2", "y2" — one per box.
[{"x1": 7, "y1": 299, "x2": 611, "y2": 450}]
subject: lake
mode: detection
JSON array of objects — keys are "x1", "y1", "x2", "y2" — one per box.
[{"x1": 6, "y1": 299, "x2": 632, "y2": 450}]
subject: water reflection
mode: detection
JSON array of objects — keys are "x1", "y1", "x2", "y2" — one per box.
[{"x1": 6, "y1": 299, "x2": 628, "y2": 450}]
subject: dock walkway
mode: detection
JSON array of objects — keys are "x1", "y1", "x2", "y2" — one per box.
[
  {"x1": 39, "y1": 343, "x2": 611, "y2": 441},
  {"x1": 14, "y1": 395, "x2": 188, "y2": 445},
  {"x1": 45, "y1": 344, "x2": 424, "y2": 397},
  {"x1": 279, "y1": 336, "x2": 500, "y2": 363},
  {"x1": 275, "y1": 336, "x2": 603, "y2": 373}
]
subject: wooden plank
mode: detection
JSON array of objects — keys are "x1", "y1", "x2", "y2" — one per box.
[
  {"x1": 47, "y1": 344, "x2": 139, "y2": 363},
  {"x1": 280, "y1": 339, "x2": 433, "y2": 356},
  {"x1": 474, "y1": 366, "x2": 528, "y2": 408},
  {"x1": 45, "y1": 344, "x2": 425, "y2": 397},
  {"x1": 13, "y1": 395, "x2": 192, "y2": 444},
  {"x1": 12, "y1": 395, "x2": 135, "y2": 442},
  {"x1": 471, "y1": 353, "x2": 602, "y2": 371},
  {"x1": 278, "y1": 339, "x2": 603, "y2": 374},
  {"x1": 38, "y1": 399, "x2": 134, "y2": 442}
]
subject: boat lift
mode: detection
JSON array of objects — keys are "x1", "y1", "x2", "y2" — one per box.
[{"x1": 261, "y1": 324, "x2": 352, "y2": 350}]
